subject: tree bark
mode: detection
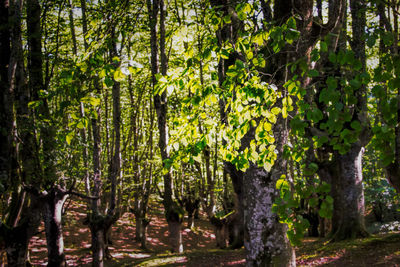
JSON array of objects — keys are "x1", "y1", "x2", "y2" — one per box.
[
  {"x1": 331, "y1": 146, "x2": 369, "y2": 241},
  {"x1": 147, "y1": 0, "x2": 183, "y2": 253},
  {"x1": 328, "y1": 0, "x2": 370, "y2": 241},
  {"x1": 244, "y1": 164, "x2": 295, "y2": 266},
  {"x1": 43, "y1": 187, "x2": 68, "y2": 267},
  {"x1": 0, "y1": 0, "x2": 14, "y2": 189},
  {"x1": 2, "y1": 1, "x2": 42, "y2": 265},
  {"x1": 210, "y1": 0, "x2": 245, "y2": 249},
  {"x1": 2, "y1": 194, "x2": 42, "y2": 267},
  {"x1": 89, "y1": 216, "x2": 105, "y2": 267}
]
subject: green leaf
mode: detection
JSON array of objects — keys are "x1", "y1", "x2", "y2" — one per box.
[
  {"x1": 113, "y1": 68, "x2": 126, "y2": 82},
  {"x1": 66, "y1": 131, "x2": 74, "y2": 145},
  {"x1": 271, "y1": 107, "x2": 281, "y2": 115},
  {"x1": 276, "y1": 176, "x2": 290, "y2": 191},
  {"x1": 349, "y1": 79, "x2": 361, "y2": 89},
  {"x1": 328, "y1": 52, "x2": 336, "y2": 63},
  {"x1": 367, "y1": 34, "x2": 376, "y2": 48},
  {"x1": 309, "y1": 198, "x2": 318, "y2": 208},
  {"x1": 320, "y1": 41, "x2": 328, "y2": 52},
  {"x1": 350, "y1": 120, "x2": 362, "y2": 131},
  {"x1": 308, "y1": 69, "x2": 319, "y2": 77}
]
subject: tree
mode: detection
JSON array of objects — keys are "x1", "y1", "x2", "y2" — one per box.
[
  {"x1": 205, "y1": 0, "x2": 347, "y2": 264},
  {"x1": 147, "y1": 0, "x2": 184, "y2": 253}
]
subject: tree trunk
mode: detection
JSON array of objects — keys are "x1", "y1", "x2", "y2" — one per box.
[
  {"x1": 187, "y1": 213, "x2": 194, "y2": 229},
  {"x1": 134, "y1": 214, "x2": 149, "y2": 249},
  {"x1": 147, "y1": 0, "x2": 183, "y2": 253},
  {"x1": 224, "y1": 164, "x2": 244, "y2": 249},
  {"x1": 43, "y1": 187, "x2": 68, "y2": 267},
  {"x1": 210, "y1": 216, "x2": 228, "y2": 249},
  {"x1": 3, "y1": 195, "x2": 42, "y2": 267},
  {"x1": 168, "y1": 220, "x2": 183, "y2": 253},
  {"x1": 243, "y1": 166, "x2": 295, "y2": 266},
  {"x1": 89, "y1": 219, "x2": 105, "y2": 267},
  {"x1": 5, "y1": 231, "x2": 31, "y2": 267},
  {"x1": 331, "y1": 146, "x2": 369, "y2": 241},
  {"x1": 328, "y1": 0, "x2": 370, "y2": 242},
  {"x1": 0, "y1": 0, "x2": 14, "y2": 188}
]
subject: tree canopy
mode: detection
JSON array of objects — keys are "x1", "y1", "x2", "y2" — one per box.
[{"x1": 1, "y1": 0, "x2": 400, "y2": 266}]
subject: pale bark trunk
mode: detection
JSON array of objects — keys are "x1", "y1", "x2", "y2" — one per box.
[
  {"x1": 43, "y1": 187, "x2": 68, "y2": 267},
  {"x1": 243, "y1": 118, "x2": 295, "y2": 266},
  {"x1": 331, "y1": 146, "x2": 369, "y2": 241},
  {"x1": 244, "y1": 164, "x2": 295, "y2": 267},
  {"x1": 328, "y1": 0, "x2": 370, "y2": 242}
]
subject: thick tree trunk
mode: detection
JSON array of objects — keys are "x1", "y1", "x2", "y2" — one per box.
[
  {"x1": 168, "y1": 220, "x2": 183, "y2": 253},
  {"x1": 3, "y1": 195, "x2": 42, "y2": 267},
  {"x1": 210, "y1": 217, "x2": 228, "y2": 249},
  {"x1": 5, "y1": 232, "x2": 31, "y2": 267},
  {"x1": 328, "y1": 0, "x2": 369, "y2": 242},
  {"x1": 331, "y1": 146, "x2": 369, "y2": 241},
  {"x1": 243, "y1": 164, "x2": 295, "y2": 266},
  {"x1": 43, "y1": 187, "x2": 68, "y2": 267}
]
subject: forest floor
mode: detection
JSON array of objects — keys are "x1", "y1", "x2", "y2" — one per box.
[{"x1": 2, "y1": 198, "x2": 400, "y2": 266}]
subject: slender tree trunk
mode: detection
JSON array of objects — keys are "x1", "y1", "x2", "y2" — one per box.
[
  {"x1": 43, "y1": 187, "x2": 68, "y2": 267},
  {"x1": 147, "y1": 0, "x2": 183, "y2": 253},
  {"x1": 68, "y1": 0, "x2": 90, "y2": 196},
  {"x1": 89, "y1": 92, "x2": 105, "y2": 267},
  {"x1": 90, "y1": 112, "x2": 105, "y2": 267},
  {"x1": 90, "y1": 220, "x2": 105, "y2": 267},
  {"x1": 0, "y1": 0, "x2": 14, "y2": 186},
  {"x1": 101, "y1": 21, "x2": 123, "y2": 256}
]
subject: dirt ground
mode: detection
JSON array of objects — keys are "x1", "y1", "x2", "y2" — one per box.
[
  {"x1": 28, "y1": 199, "x2": 245, "y2": 266},
  {"x1": 2, "y1": 198, "x2": 400, "y2": 266}
]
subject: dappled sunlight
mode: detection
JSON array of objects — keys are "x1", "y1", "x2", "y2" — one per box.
[
  {"x1": 296, "y1": 233, "x2": 400, "y2": 266},
  {"x1": 27, "y1": 199, "x2": 231, "y2": 266},
  {"x1": 226, "y1": 259, "x2": 246, "y2": 265}
]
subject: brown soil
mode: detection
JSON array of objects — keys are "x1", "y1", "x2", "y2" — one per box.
[
  {"x1": 2, "y1": 199, "x2": 400, "y2": 266},
  {"x1": 28, "y1": 198, "x2": 245, "y2": 266}
]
